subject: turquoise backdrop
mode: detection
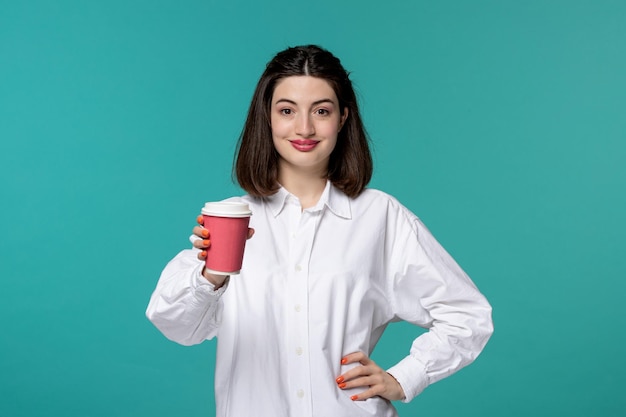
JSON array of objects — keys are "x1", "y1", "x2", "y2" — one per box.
[{"x1": 1, "y1": 1, "x2": 625, "y2": 416}]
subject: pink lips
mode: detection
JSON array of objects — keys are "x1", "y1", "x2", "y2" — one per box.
[{"x1": 289, "y1": 139, "x2": 320, "y2": 152}]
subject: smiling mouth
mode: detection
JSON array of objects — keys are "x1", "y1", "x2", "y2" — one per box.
[{"x1": 289, "y1": 139, "x2": 320, "y2": 151}]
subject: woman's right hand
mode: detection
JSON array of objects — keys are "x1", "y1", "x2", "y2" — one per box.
[
  {"x1": 192, "y1": 215, "x2": 255, "y2": 288},
  {"x1": 192, "y1": 215, "x2": 212, "y2": 260}
]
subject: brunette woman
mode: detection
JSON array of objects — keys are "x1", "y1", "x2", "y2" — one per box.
[{"x1": 147, "y1": 44, "x2": 493, "y2": 417}]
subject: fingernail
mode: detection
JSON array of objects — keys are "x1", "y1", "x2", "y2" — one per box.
[
  {"x1": 200, "y1": 251, "x2": 207, "y2": 258},
  {"x1": 203, "y1": 239, "x2": 210, "y2": 246},
  {"x1": 339, "y1": 383, "x2": 346, "y2": 389},
  {"x1": 201, "y1": 230, "x2": 209, "y2": 237},
  {"x1": 351, "y1": 395, "x2": 358, "y2": 401},
  {"x1": 341, "y1": 358, "x2": 348, "y2": 365},
  {"x1": 196, "y1": 215, "x2": 203, "y2": 224},
  {"x1": 335, "y1": 376, "x2": 344, "y2": 384}
]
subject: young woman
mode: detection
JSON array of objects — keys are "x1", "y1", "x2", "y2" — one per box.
[{"x1": 146, "y1": 45, "x2": 493, "y2": 417}]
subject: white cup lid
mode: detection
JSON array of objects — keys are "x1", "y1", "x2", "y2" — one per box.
[{"x1": 201, "y1": 201, "x2": 252, "y2": 218}]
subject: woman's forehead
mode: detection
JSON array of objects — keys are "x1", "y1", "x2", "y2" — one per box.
[{"x1": 272, "y1": 76, "x2": 338, "y2": 104}]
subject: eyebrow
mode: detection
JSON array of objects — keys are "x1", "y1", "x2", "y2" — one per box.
[{"x1": 274, "y1": 98, "x2": 336, "y2": 106}]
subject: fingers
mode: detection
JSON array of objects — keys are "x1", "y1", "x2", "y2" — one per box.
[
  {"x1": 193, "y1": 225, "x2": 210, "y2": 238},
  {"x1": 193, "y1": 216, "x2": 254, "y2": 260},
  {"x1": 335, "y1": 363, "x2": 380, "y2": 393},
  {"x1": 338, "y1": 373, "x2": 386, "y2": 401},
  {"x1": 194, "y1": 236, "x2": 210, "y2": 260},
  {"x1": 193, "y1": 216, "x2": 210, "y2": 260},
  {"x1": 335, "y1": 352, "x2": 374, "y2": 400},
  {"x1": 195, "y1": 217, "x2": 254, "y2": 240},
  {"x1": 192, "y1": 236, "x2": 211, "y2": 250},
  {"x1": 335, "y1": 352, "x2": 405, "y2": 402},
  {"x1": 341, "y1": 351, "x2": 370, "y2": 366}
]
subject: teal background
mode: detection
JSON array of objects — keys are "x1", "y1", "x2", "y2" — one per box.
[{"x1": 1, "y1": 1, "x2": 625, "y2": 416}]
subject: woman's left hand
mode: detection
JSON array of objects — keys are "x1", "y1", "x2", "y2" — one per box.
[{"x1": 335, "y1": 351, "x2": 406, "y2": 401}]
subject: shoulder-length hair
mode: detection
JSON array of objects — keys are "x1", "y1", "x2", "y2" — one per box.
[{"x1": 234, "y1": 45, "x2": 373, "y2": 198}]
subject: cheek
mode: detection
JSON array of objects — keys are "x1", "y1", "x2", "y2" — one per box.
[
  {"x1": 320, "y1": 123, "x2": 341, "y2": 140},
  {"x1": 270, "y1": 117, "x2": 288, "y2": 138}
]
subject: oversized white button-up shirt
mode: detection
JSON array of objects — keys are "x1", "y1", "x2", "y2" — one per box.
[{"x1": 146, "y1": 182, "x2": 493, "y2": 417}]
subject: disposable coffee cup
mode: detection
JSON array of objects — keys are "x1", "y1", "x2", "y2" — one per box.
[{"x1": 201, "y1": 201, "x2": 252, "y2": 275}]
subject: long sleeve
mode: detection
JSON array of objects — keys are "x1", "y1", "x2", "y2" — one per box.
[
  {"x1": 145, "y1": 187, "x2": 492, "y2": 416},
  {"x1": 146, "y1": 248, "x2": 228, "y2": 346},
  {"x1": 385, "y1": 215, "x2": 494, "y2": 402}
]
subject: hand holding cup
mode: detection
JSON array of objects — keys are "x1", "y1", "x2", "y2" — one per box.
[
  {"x1": 193, "y1": 218, "x2": 255, "y2": 259},
  {"x1": 192, "y1": 202, "x2": 254, "y2": 287}
]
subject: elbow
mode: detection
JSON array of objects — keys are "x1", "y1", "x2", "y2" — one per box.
[
  {"x1": 145, "y1": 307, "x2": 208, "y2": 347},
  {"x1": 476, "y1": 302, "x2": 494, "y2": 349}
]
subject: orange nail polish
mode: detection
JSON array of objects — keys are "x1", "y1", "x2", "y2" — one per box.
[
  {"x1": 203, "y1": 239, "x2": 210, "y2": 246},
  {"x1": 339, "y1": 383, "x2": 346, "y2": 389},
  {"x1": 196, "y1": 215, "x2": 204, "y2": 224},
  {"x1": 200, "y1": 251, "x2": 207, "y2": 258},
  {"x1": 201, "y1": 230, "x2": 209, "y2": 237},
  {"x1": 341, "y1": 358, "x2": 348, "y2": 365},
  {"x1": 336, "y1": 376, "x2": 344, "y2": 384},
  {"x1": 351, "y1": 395, "x2": 358, "y2": 401}
]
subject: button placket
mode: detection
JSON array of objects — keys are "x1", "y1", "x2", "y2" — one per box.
[{"x1": 285, "y1": 206, "x2": 315, "y2": 414}]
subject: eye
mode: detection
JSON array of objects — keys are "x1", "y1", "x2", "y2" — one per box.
[
  {"x1": 315, "y1": 108, "x2": 330, "y2": 116},
  {"x1": 280, "y1": 108, "x2": 292, "y2": 115}
]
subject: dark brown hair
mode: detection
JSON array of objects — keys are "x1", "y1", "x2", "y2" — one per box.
[{"x1": 234, "y1": 45, "x2": 373, "y2": 198}]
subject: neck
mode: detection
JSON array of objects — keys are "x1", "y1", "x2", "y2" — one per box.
[{"x1": 278, "y1": 164, "x2": 328, "y2": 209}]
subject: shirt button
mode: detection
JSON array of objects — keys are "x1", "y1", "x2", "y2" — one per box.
[
  {"x1": 297, "y1": 389, "x2": 304, "y2": 398},
  {"x1": 294, "y1": 304, "x2": 302, "y2": 312},
  {"x1": 295, "y1": 264, "x2": 302, "y2": 272},
  {"x1": 296, "y1": 347, "x2": 303, "y2": 356}
]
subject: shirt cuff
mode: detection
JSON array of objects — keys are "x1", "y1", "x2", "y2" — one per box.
[{"x1": 387, "y1": 355, "x2": 430, "y2": 403}]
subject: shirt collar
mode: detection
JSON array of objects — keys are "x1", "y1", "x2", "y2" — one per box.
[
  {"x1": 325, "y1": 181, "x2": 352, "y2": 219},
  {"x1": 265, "y1": 181, "x2": 352, "y2": 220},
  {"x1": 266, "y1": 186, "x2": 291, "y2": 217}
]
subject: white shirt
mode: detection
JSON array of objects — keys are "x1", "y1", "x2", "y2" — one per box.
[{"x1": 146, "y1": 182, "x2": 493, "y2": 417}]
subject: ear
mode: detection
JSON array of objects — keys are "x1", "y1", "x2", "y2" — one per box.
[{"x1": 339, "y1": 107, "x2": 349, "y2": 130}]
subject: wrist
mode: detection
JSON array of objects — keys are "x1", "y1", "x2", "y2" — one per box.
[{"x1": 201, "y1": 267, "x2": 229, "y2": 289}]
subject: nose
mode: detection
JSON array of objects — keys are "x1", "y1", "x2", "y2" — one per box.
[{"x1": 295, "y1": 113, "x2": 315, "y2": 137}]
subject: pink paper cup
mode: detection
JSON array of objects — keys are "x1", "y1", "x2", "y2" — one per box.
[{"x1": 201, "y1": 201, "x2": 252, "y2": 275}]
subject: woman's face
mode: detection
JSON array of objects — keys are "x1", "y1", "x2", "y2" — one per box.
[{"x1": 270, "y1": 76, "x2": 348, "y2": 175}]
